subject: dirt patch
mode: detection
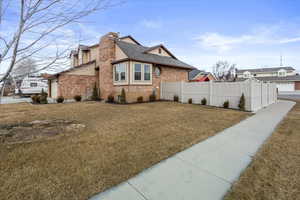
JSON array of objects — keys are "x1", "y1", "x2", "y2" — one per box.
[{"x1": 0, "y1": 119, "x2": 85, "y2": 144}]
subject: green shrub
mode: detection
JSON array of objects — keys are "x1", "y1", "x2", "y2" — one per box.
[
  {"x1": 223, "y1": 100, "x2": 229, "y2": 108},
  {"x1": 149, "y1": 92, "x2": 156, "y2": 102},
  {"x1": 174, "y1": 95, "x2": 179, "y2": 102},
  {"x1": 91, "y1": 83, "x2": 100, "y2": 101},
  {"x1": 74, "y1": 95, "x2": 82, "y2": 102},
  {"x1": 39, "y1": 89, "x2": 48, "y2": 104},
  {"x1": 41, "y1": 88, "x2": 48, "y2": 97},
  {"x1": 119, "y1": 88, "x2": 126, "y2": 104},
  {"x1": 201, "y1": 98, "x2": 207, "y2": 105},
  {"x1": 188, "y1": 98, "x2": 193, "y2": 104},
  {"x1": 56, "y1": 96, "x2": 64, "y2": 103},
  {"x1": 238, "y1": 93, "x2": 246, "y2": 111},
  {"x1": 107, "y1": 94, "x2": 114, "y2": 103},
  {"x1": 39, "y1": 95, "x2": 48, "y2": 104},
  {"x1": 137, "y1": 96, "x2": 143, "y2": 103},
  {"x1": 31, "y1": 94, "x2": 40, "y2": 104}
]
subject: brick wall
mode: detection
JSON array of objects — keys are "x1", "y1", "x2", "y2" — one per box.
[
  {"x1": 295, "y1": 81, "x2": 300, "y2": 90},
  {"x1": 98, "y1": 32, "x2": 118, "y2": 99},
  {"x1": 113, "y1": 66, "x2": 189, "y2": 102},
  {"x1": 58, "y1": 74, "x2": 96, "y2": 99}
]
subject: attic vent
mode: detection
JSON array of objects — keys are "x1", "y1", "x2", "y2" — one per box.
[{"x1": 158, "y1": 48, "x2": 162, "y2": 54}]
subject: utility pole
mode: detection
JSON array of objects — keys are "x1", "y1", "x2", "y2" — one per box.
[{"x1": 280, "y1": 53, "x2": 283, "y2": 66}]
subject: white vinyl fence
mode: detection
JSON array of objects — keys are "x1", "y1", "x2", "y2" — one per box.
[{"x1": 160, "y1": 79, "x2": 277, "y2": 112}]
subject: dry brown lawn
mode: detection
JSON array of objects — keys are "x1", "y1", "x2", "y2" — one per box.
[
  {"x1": 225, "y1": 100, "x2": 300, "y2": 200},
  {"x1": 0, "y1": 101, "x2": 248, "y2": 200}
]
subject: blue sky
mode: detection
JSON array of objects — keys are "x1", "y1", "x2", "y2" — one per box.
[
  {"x1": 78, "y1": 0, "x2": 300, "y2": 72},
  {"x1": 1, "y1": 0, "x2": 300, "y2": 74}
]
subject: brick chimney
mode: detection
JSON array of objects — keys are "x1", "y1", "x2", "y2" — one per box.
[{"x1": 98, "y1": 32, "x2": 119, "y2": 99}]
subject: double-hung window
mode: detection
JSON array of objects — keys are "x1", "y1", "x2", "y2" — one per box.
[
  {"x1": 144, "y1": 64, "x2": 151, "y2": 80},
  {"x1": 133, "y1": 63, "x2": 152, "y2": 83},
  {"x1": 114, "y1": 63, "x2": 127, "y2": 82},
  {"x1": 134, "y1": 64, "x2": 142, "y2": 80}
]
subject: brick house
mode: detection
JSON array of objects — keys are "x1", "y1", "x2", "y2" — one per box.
[
  {"x1": 47, "y1": 32, "x2": 195, "y2": 102},
  {"x1": 188, "y1": 69, "x2": 216, "y2": 82}
]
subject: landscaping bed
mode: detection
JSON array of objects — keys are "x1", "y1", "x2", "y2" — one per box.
[
  {"x1": 0, "y1": 101, "x2": 249, "y2": 200},
  {"x1": 224, "y1": 100, "x2": 300, "y2": 200}
]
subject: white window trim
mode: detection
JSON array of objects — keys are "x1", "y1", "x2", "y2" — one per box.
[
  {"x1": 113, "y1": 62, "x2": 129, "y2": 85},
  {"x1": 243, "y1": 71, "x2": 251, "y2": 78},
  {"x1": 278, "y1": 69, "x2": 287, "y2": 77},
  {"x1": 130, "y1": 62, "x2": 152, "y2": 85}
]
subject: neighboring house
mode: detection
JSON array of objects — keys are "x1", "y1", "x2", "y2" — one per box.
[
  {"x1": 236, "y1": 67, "x2": 300, "y2": 92},
  {"x1": 46, "y1": 32, "x2": 195, "y2": 102},
  {"x1": 188, "y1": 69, "x2": 216, "y2": 82}
]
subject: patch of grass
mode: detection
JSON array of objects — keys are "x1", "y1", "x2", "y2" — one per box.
[
  {"x1": 0, "y1": 102, "x2": 249, "y2": 200},
  {"x1": 224, "y1": 100, "x2": 300, "y2": 200}
]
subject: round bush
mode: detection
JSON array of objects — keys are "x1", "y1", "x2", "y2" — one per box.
[
  {"x1": 74, "y1": 95, "x2": 82, "y2": 102},
  {"x1": 173, "y1": 95, "x2": 179, "y2": 102},
  {"x1": 137, "y1": 96, "x2": 143, "y2": 103},
  {"x1": 56, "y1": 96, "x2": 64, "y2": 103},
  {"x1": 149, "y1": 93, "x2": 156, "y2": 102},
  {"x1": 201, "y1": 98, "x2": 207, "y2": 105},
  {"x1": 223, "y1": 100, "x2": 229, "y2": 108},
  {"x1": 106, "y1": 94, "x2": 114, "y2": 103}
]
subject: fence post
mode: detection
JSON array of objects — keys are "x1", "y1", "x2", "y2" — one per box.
[
  {"x1": 180, "y1": 81, "x2": 184, "y2": 103},
  {"x1": 267, "y1": 82, "x2": 270, "y2": 105},
  {"x1": 160, "y1": 81, "x2": 163, "y2": 100},
  {"x1": 209, "y1": 81, "x2": 213, "y2": 106},
  {"x1": 249, "y1": 79, "x2": 253, "y2": 112},
  {"x1": 260, "y1": 81, "x2": 263, "y2": 108}
]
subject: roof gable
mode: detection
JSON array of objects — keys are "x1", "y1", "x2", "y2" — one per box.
[
  {"x1": 119, "y1": 35, "x2": 141, "y2": 45},
  {"x1": 188, "y1": 69, "x2": 204, "y2": 80},
  {"x1": 115, "y1": 41, "x2": 195, "y2": 70},
  {"x1": 143, "y1": 45, "x2": 177, "y2": 59}
]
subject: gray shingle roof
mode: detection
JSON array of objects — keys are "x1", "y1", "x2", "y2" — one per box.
[
  {"x1": 188, "y1": 69, "x2": 205, "y2": 80},
  {"x1": 236, "y1": 67, "x2": 295, "y2": 74},
  {"x1": 236, "y1": 75, "x2": 300, "y2": 82},
  {"x1": 115, "y1": 40, "x2": 195, "y2": 70}
]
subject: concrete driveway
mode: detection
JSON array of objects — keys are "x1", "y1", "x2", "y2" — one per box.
[{"x1": 0, "y1": 96, "x2": 31, "y2": 104}]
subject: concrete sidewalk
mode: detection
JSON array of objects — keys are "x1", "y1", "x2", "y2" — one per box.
[{"x1": 90, "y1": 100, "x2": 295, "y2": 200}]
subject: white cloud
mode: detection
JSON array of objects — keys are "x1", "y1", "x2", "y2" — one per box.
[
  {"x1": 195, "y1": 33, "x2": 253, "y2": 52},
  {"x1": 195, "y1": 27, "x2": 300, "y2": 52},
  {"x1": 140, "y1": 19, "x2": 162, "y2": 29},
  {"x1": 279, "y1": 37, "x2": 300, "y2": 44}
]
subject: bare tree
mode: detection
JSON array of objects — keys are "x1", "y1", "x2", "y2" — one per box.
[
  {"x1": 212, "y1": 61, "x2": 236, "y2": 81},
  {"x1": 12, "y1": 58, "x2": 37, "y2": 78},
  {"x1": 0, "y1": 0, "x2": 119, "y2": 95}
]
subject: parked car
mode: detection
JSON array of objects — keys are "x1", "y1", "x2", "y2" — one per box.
[{"x1": 15, "y1": 75, "x2": 48, "y2": 96}]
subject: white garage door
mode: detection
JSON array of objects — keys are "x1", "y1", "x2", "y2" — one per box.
[
  {"x1": 277, "y1": 82, "x2": 294, "y2": 92},
  {"x1": 51, "y1": 79, "x2": 58, "y2": 98}
]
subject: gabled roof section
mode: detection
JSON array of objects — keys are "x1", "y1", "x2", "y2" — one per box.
[
  {"x1": 119, "y1": 35, "x2": 141, "y2": 45},
  {"x1": 45, "y1": 60, "x2": 96, "y2": 79},
  {"x1": 143, "y1": 44, "x2": 177, "y2": 59},
  {"x1": 115, "y1": 40, "x2": 195, "y2": 70},
  {"x1": 188, "y1": 69, "x2": 205, "y2": 80},
  {"x1": 237, "y1": 66, "x2": 295, "y2": 74}
]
